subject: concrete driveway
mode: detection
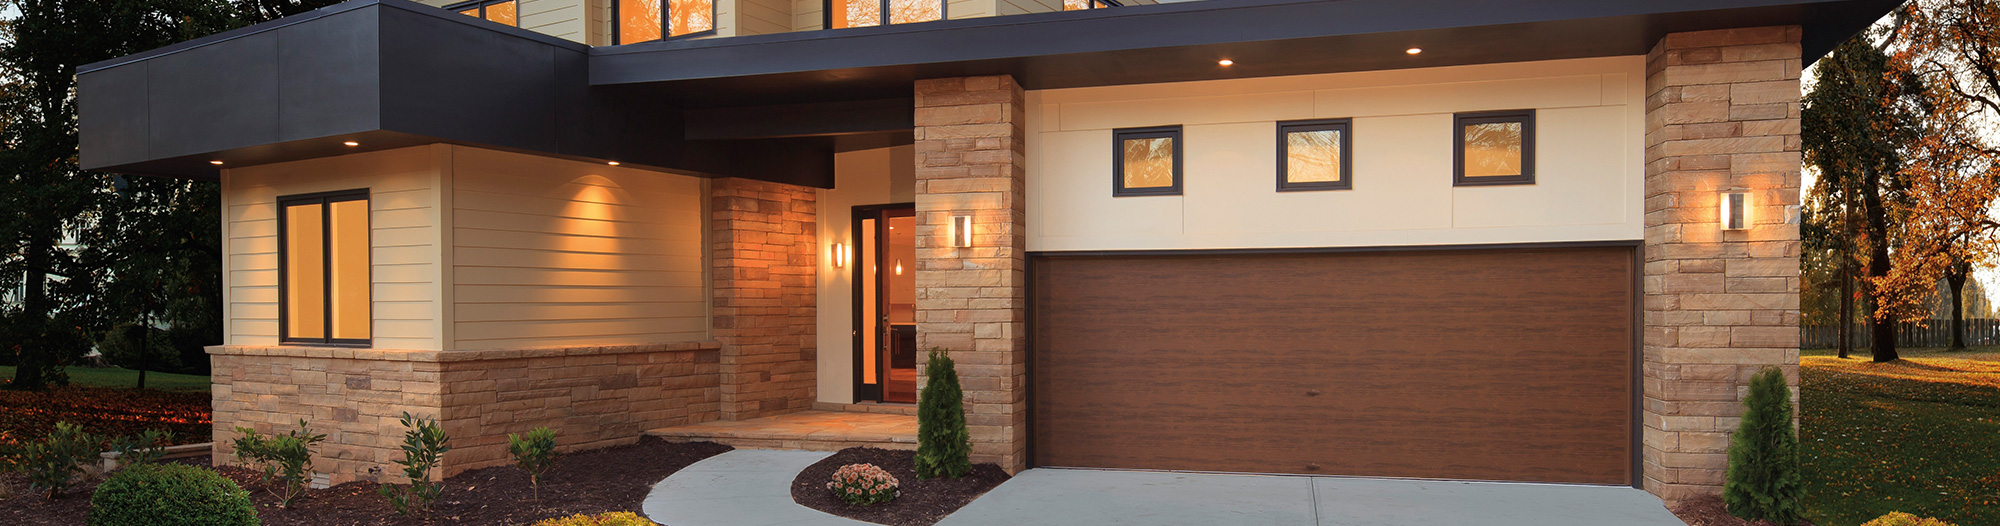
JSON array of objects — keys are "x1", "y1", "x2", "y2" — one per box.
[
  {"x1": 936, "y1": 468, "x2": 1687, "y2": 526},
  {"x1": 644, "y1": 450, "x2": 1687, "y2": 526}
]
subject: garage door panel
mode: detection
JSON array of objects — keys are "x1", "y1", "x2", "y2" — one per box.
[{"x1": 1031, "y1": 246, "x2": 1634, "y2": 484}]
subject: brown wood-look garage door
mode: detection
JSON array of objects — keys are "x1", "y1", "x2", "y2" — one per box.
[{"x1": 1029, "y1": 245, "x2": 1635, "y2": 485}]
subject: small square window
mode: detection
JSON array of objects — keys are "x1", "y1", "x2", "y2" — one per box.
[
  {"x1": 1277, "y1": 119, "x2": 1352, "y2": 191},
  {"x1": 1113, "y1": 126, "x2": 1183, "y2": 197},
  {"x1": 446, "y1": 0, "x2": 518, "y2": 27},
  {"x1": 1454, "y1": 109, "x2": 1535, "y2": 186}
]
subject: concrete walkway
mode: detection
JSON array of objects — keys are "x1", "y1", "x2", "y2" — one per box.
[
  {"x1": 643, "y1": 449, "x2": 870, "y2": 526},
  {"x1": 645, "y1": 450, "x2": 1686, "y2": 526}
]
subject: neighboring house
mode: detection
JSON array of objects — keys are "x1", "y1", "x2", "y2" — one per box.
[{"x1": 75, "y1": 0, "x2": 1895, "y2": 505}]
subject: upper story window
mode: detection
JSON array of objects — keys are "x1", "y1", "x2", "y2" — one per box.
[
  {"x1": 449, "y1": 0, "x2": 518, "y2": 26},
  {"x1": 1063, "y1": 0, "x2": 1118, "y2": 10},
  {"x1": 618, "y1": 0, "x2": 715, "y2": 44},
  {"x1": 280, "y1": 190, "x2": 371, "y2": 346},
  {"x1": 1454, "y1": 109, "x2": 1535, "y2": 186},
  {"x1": 1113, "y1": 126, "x2": 1182, "y2": 197},
  {"x1": 829, "y1": 0, "x2": 942, "y2": 29},
  {"x1": 1278, "y1": 118, "x2": 1352, "y2": 191}
]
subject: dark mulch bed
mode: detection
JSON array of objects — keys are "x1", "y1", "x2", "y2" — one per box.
[
  {"x1": 1, "y1": 437, "x2": 731, "y2": 525},
  {"x1": 0, "y1": 386, "x2": 210, "y2": 448},
  {"x1": 791, "y1": 448, "x2": 1009, "y2": 526},
  {"x1": 1670, "y1": 495, "x2": 1819, "y2": 526}
]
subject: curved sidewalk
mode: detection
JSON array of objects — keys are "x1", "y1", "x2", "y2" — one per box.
[{"x1": 642, "y1": 449, "x2": 872, "y2": 526}]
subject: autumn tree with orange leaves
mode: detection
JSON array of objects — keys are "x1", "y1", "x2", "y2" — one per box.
[{"x1": 1882, "y1": 0, "x2": 2000, "y2": 356}]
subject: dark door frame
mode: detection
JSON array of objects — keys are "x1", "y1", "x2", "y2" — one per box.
[{"x1": 851, "y1": 202, "x2": 915, "y2": 403}]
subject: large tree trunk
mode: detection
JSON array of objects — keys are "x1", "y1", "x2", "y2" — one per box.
[
  {"x1": 1839, "y1": 184, "x2": 1855, "y2": 359},
  {"x1": 1948, "y1": 260, "x2": 1969, "y2": 351},
  {"x1": 1862, "y1": 173, "x2": 1899, "y2": 363},
  {"x1": 7, "y1": 235, "x2": 53, "y2": 391}
]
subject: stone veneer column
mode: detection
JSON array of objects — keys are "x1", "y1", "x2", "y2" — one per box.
[
  {"x1": 1642, "y1": 26, "x2": 1803, "y2": 503},
  {"x1": 710, "y1": 177, "x2": 819, "y2": 421},
  {"x1": 913, "y1": 75, "x2": 1029, "y2": 472}
]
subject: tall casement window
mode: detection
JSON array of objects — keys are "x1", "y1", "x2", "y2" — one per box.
[
  {"x1": 279, "y1": 190, "x2": 371, "y2": 346},
  {"x1": 828, "y1": 0, "x2": 942, "y2": 28},
  {"x1": 1113, "y1": 126, "x2": 1182, "y2": 197},
  {"x1": 1277, "y1": 118, "x2": 1353, "y2": 191},
  {"x1": 1453, "y1": 109, "x2": 1535, "y2": 186},
  {"x1": 616, "y1": 0, "x2": 715, "y2": 44},
  {"x1": 448, "y1": 0, "x2": 518, "y2": 26},
  {"x1": 1062, "y1": 0, "x2": 1117, "y2": 10}
]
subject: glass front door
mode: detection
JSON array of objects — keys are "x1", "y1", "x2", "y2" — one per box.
[{"x1": 854, "y1": 205, "x2": 917, "y2": 403}]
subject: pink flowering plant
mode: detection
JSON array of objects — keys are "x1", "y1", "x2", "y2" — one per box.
[{"x1": 826, "y1": 463, "x2": 899, "y2": 506}]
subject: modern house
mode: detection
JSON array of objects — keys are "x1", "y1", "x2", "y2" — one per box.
[{"x1": 77, "y1": 0, "x2": 1893, "y2": 505}]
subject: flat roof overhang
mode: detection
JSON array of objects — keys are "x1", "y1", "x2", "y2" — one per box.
[{"x1": 79, "y1": 0, "x2": 1898, "y2": 183}]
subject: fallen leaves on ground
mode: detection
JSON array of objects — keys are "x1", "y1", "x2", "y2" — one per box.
[
  {"x1": 0, "y1": 386, "x2": 210, "y2": 448},
  {"x1": 1798, "y1": 351, "x2": 2000, "y2": 526}
]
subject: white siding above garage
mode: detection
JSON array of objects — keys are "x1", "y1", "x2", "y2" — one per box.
[{"x1": 1025, "y1": 56, "x2": 1647, "y2": 252}]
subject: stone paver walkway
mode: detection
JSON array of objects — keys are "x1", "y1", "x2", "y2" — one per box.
[
  {"x1": 645, "y1": 451, "x2": 1687, "y2": 526},
  {"x1": 646, "y1": 410, "x2": 916, "y2": 451}
]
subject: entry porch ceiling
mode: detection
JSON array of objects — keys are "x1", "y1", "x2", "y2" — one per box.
[{"x1": 78, "y1": 0, "x2": 1896, "y2": 183}]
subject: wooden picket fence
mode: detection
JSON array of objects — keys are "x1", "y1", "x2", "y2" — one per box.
[{"x1": 1801, "y1": 319, "x2": 2000, "y2": 349}]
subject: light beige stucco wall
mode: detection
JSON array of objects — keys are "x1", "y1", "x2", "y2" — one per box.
[
  {"x1": 1026, "y1": 56, "x2": 1647, "y2": 252},
  {"x1": 815, "y1": 145, "x2": 915, "y2": 404},
  {"x1": 222, "y1": 145, "x2": 450, "y2": 351},
  {"x1": 446, "y1": 146, "x2": 710, "y2": 349}
]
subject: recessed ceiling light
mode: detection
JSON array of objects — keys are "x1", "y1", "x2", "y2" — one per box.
[
  {"x1": 607, "y1": 161, "x2": 621, "y2": 166},
  {"x1": 1406, "y1": 47, "x2": 1423, "y2": 55},
  {"x1": 1217, "y1": 59, "x2": 1234, "y2": 66},
  {"x1": 209, "y1": 160, "x2": 224, "y2": 165},
  {"x1": 343, "y1": 141, "x2": 359, "y2": 146}
]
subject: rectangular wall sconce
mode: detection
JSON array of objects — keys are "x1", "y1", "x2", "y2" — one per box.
[
  {"x1": 950, "y1": 215, "x2": 974, "y2": 248},
  {"x1": 832, "y1": 242, "x2": 848, "y2": 268},
  {"x1": 1720, "y1": 189, "x2": 1750, "y2": 231}
]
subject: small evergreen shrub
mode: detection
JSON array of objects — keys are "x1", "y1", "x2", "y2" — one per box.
[
  {"x1": 86, "y1": 463, "x2": 258, "y2": 526},
  {"x1": 528, "y1": 511, "x2": 658, "y2": 526},
  {"x1": 230, "y1": 420, "x2": 325, "y2": 508},
  {"x1": 4, "y1": 422, "x2": 101, "y2": 499},
  {"x1": 1861, "y1": 512, "x2": 1958, "y2": 526},
  {"x1": 1724, "y1": 367, "x2": 1803, "y2": 525},
  {"x1": 378, "y1": 412, "x2": 451, "y2": 515},
  {"x1": 508, "y1": 426, "x2": 559, "y2": 502},
  {"x1": 914, "y1": 348, "x2": 972, "y2": 479},
  {"x1": 826, "y1": 463, "x2": 899, "y2": 506}
]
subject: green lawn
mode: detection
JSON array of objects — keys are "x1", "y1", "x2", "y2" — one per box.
[
  {"x1": 0, "y1": 365, "x2": 210, "y2": 391},
  {"x1": 1800, "y1": 347, "x2": 2000, "y2": 526}
]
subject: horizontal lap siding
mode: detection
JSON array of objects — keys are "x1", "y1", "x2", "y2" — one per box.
[
  {"x1": 449, "y1": 147, "x2": 708, "y2": 349},
  {"x1": 222, "y1": 146, "x2": 445, "y2": 350}
]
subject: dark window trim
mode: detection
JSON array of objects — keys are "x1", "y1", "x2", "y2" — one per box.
[
  {"x1": 1112, "y1": 125, "x2": 1183, "y2": 197},
  {"x1": 1063, "y1": 0, "x2": 1122, "y2": 10},
  {"x1": 1452, "y1": 109, "x2": 1536, "y2": 187},
  {"x1": 444, "y1": 0, "x2": 518, "y2": 25},
  {"x1": 1276, "y1": 118, "x2": 1353, "y2": 192},
  {"x1": 276, "y1": 188, "x2": 372, "y2": 348},
  {"x1": 612, "y1": 0, "x2": 719, "y2": 46},
  {"x1": 822, "y1": 0, "x2": 949, "y2": 30},
  {"x1": 849, "y1": 203, "x2": 916, "y2": 403}
]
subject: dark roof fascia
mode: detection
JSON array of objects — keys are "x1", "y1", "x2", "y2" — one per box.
[
  {"x1": 587, "y1": 0, "x2": 1888, "y2": 89},
  {"x1": 77, "y1": 0, "x2": 588, "y2": 75}
]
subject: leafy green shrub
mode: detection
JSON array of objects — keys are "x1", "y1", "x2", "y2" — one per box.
[
  {"x1": 528, "y1": 511, "x2": 658, "y2": 526},
  {"x1": 914, "y1": 348, "x2": 972, "y2": 479},
  {"x1": 108, "y1": 429, "x2": 176, "y2": 467},
  {"x1": 1725, "y1": 367, "x2": 1803, "y2": 525},
  {"x1": 4, "y1": 422, "x2": 101, "y2": 499},
  {"x1": 379, "y1": 412, "x2": 451, "y2": 515},
  {"x1": 1862, "y1": 512, "x2": 1958, "y2": 526},
  {"x1": 86, "y1": 463, "x2": 257, "y2": 526},
  {"x1": 508, "y1": 426, "x2": 558, "y2": 501},
  {"x1": 230, "y1": 420, "x2": 325, "y2": 508},
  {"x1": 826, "y1": 463, "x2": 899, "y2": 505}
]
